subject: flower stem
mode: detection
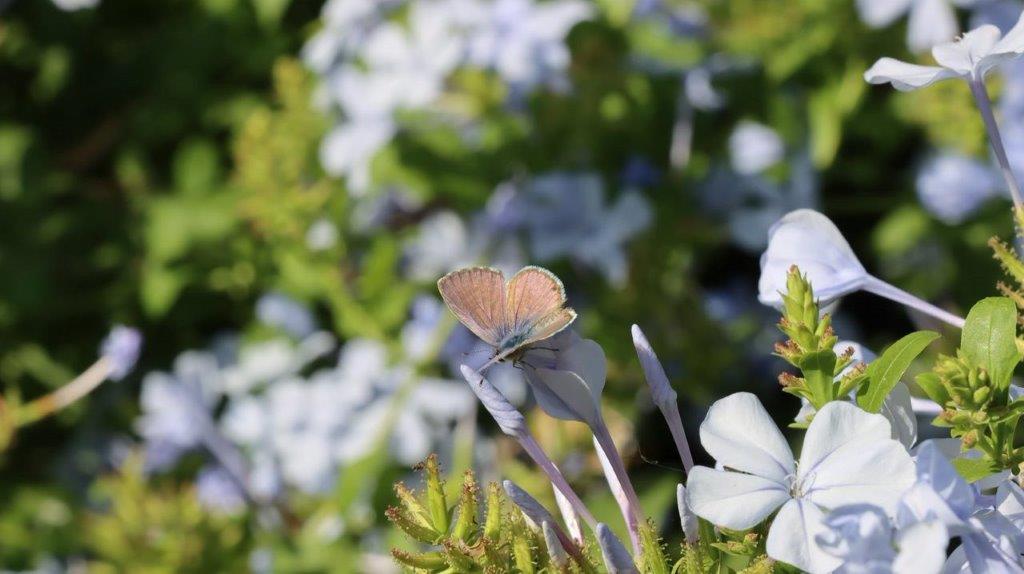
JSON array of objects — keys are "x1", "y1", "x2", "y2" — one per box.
[
  {"x1": 862, "y1": 275, "x2": 965, "y2": 328},
  {"x1": 519, "y1": 434, "x2": 599, "y2": 530},
  {"x1": 592, "y1": 420, "x2": 643, "y2": 555},
  {"x1": 17, "y1": 357, "x2": 112, "y2": 426},
  {"x1": 970, "y1": 78, "x2": 1024, "y2": 211}
]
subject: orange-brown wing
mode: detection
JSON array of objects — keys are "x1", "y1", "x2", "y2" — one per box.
[
  {"x1": 504, "y1": 266, "x2": 575, "y2": 347},
  {"x1": 437, "y1": 267, "x2": 507, "y2": 347}
]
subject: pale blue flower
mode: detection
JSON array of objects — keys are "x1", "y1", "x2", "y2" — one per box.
[
  {"x1": 916, "y1": 152, "x2": 1002, "y2": 224},
  {"x1": 899, "y1": 441, "x2": 1024, "y2": 573},
  {"x1": 815, "y1": 503, "x2": 948, "y2": 574},
  {"x1": 466, "y1": 0, "x2": 590, "y2": 91},
  {"x1": 136, "y1": 351, "x2": 222, "y2": 471},
  {"x1": 256, "y1": 293, "x2": 317, "y2": 339},
  {"x1": 196, "y1": 464, "x2": 248, "y2": 514},
  {"x1": 857, "y1": 0, "x2": 979, "y2": 53}
]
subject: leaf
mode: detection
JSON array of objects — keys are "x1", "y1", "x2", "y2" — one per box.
[
  {"x1": 915, "y1": 372, "x2": 950, "y2": 406},
  {"x1": 858, "y1": 331, "x2": 939, "y2": 413},
  {"x1": 952, "y1": 457, "x2": 1000, "y2": 484},
  {"x1": 962, "y1": 297, "x2": 1021, "y2": 392}
]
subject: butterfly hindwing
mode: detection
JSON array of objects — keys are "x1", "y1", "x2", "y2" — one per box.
[
  {"x1": 505, "y1": 266, "x2": 576, "y2": 347},
  {"x1": 437, "y1": 267, "x2": 507, "y2": 347}
]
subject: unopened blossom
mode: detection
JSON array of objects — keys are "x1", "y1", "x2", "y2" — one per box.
[
  {"x1": 101, "y1": 325, "x2": 143, "y2": 381},
  {"x1": 864, "y1": 12, "x2": 1024, "y2": 90},
  {"x1": 596, "y1": 523, "x2": 638, "y2": 574},
  {"x1": 686, "y1": 393, "x2": 915, "y2": 573},
  {"x1": 758, "y1": 209, "x2": 965, "y2": 327}
]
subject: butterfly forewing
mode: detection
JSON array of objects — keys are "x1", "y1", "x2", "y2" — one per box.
[
  {"x1": 437, "y1": 267, "x2": 508, "y2": 347},
  {"x1": 505, "y1": 266, "x2": 575, "y2": 341}
]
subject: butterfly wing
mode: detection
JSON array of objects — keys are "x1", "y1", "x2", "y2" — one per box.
[
  {"x1": 503, "y1": 266, "x2": 576, "y2": 350},
  {"x1": 437, "y1": 267, "x2": 507, "y2": 347}
]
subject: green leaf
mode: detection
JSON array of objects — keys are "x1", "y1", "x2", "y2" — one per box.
[
  {"x1": 915, "y1": 372, "x2": 950, "y2": 406},
  {"x1": 952, "y1": 457, "x2": 1000, "y2": 483},
  {"x1": 858, "y1": 331, "x2": 940, "y2": 413},
  {"x1": 962, "y1": 297, "x2": 1021, "y2": 392}
]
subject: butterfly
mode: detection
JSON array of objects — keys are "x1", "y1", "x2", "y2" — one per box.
[{"x1": 437, "y1": 266, "x2": 577, "y2": 371}]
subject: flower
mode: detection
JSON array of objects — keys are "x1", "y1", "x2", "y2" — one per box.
[
  {"x1": 729, "y1": 121, "x2": 785, "y2": 176},
  {"x1": 916, "y1": 152, "x2": 1002, "y2": 224},
  {"x1": 100, "y1": 325, "x2": 142, "y2": 381},
  {"x1": 864, "y1": 12, "x2": 1024, "y2": 90},
  {"x1": 513, "y1": 173, "x2": 652, "y2": 286},
  {"x1": 814, "y1": 503, "x2": 948, "y2": 573},
  {"x1": 521, "y1": 330, "x2": 606, "y2": 427},
  {"x1": 898, "y1": 441, "x2": 1024, "y2": 573},
  {"x1": 856, "y1": 0, "x2": 974, "y2": 53},
  {"x1": 758, "y1": 209, "x2": 867, "y2": 307},
  {"x1": 466, "y1": 0, "x2": 591, "y2": 92},
  {"x1": 701, "y1": 154, "x2": 819, "y2": 252},
  {"x1": 686, "y1": 393, "x2": 915, "y2": 573},
  {"x1": 758, "y1": 209, "x2": 966, "y2": 327},
  {"x1": 596, "y1": 523, "x2": 637, "y2": 573},
  {"x1": 256, "y1": 293, "x2": 317, "y2": 339}
]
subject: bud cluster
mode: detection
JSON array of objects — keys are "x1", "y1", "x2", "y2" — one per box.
[{"x1": 774, "y1": 266, "x2": 863, "y2": 410}]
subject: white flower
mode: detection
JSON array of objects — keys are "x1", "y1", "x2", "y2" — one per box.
[
  {"x1": 856, "y1": 0, "x2": 976, "y2": 53},
  {"x1": 864, "y1": 12, "x2": 1024, "y2": 90},
  {"x1": 758, "y1": 209, "x2": 867, "y2": 307},
  {"x1": 686, "y1": 393, "x2": 915, "y2": 573}
]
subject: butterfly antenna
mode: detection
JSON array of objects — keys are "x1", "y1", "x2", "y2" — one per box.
[{"x1": 638, "y1": 448, "x2": 685, "y2": 474}]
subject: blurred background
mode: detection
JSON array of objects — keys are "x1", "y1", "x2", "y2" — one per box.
[{"x1": 1, "y1": 0, "x2": 1022, "y2": 571}]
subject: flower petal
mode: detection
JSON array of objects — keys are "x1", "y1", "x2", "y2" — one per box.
[
  {"x1": 766, "y1": 499, "x2": 841, "y2": 574},
  {"x1": 907, "y1": 0, "x2": 959, "y2": 53},
  {"x1": 880, "y1": 382, "x2": 918, "y2": 450},
  {"x1": 798, "y1": 400, "x2": 890, "y2": 474},
  {"x1": 800, "y1": 402, "x2": 914, "y2": 513},
  {"x1": 699, "y1": 392, "x2": 795, "y2": 481},
  {"x1": 686, "y1": 467, "x2": 789, "y2": 530},
  {"x1": 893, "y1": 519, "x2": 948, "y2": 574},
  {"x1": 526, "y1": 368, "x2": 602, "y2": 426},
  {"x1": 993, "y1": 10, "x2": 1024, "y2": 56},
  {"x1": 758, "y1": 209, "x2": 867, "y2": 307},
  {"x1": 932, "y1": 25, "x2": 1002, "y2": 75},
  {"x1": 864, "y1": 57, "x2": 959, "y2": 91},
  {"x1": 856, "y1": 0, "x2": 912, "y2": 28}
]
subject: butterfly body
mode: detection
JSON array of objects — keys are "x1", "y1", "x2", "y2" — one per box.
[{"x1": 438, "y1": 265, "x2": 576, "y2": 371}]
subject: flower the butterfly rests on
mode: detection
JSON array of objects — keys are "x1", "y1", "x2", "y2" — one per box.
[{"x1": 437, "y1": 266, "x2": 577, "y2": 370}]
